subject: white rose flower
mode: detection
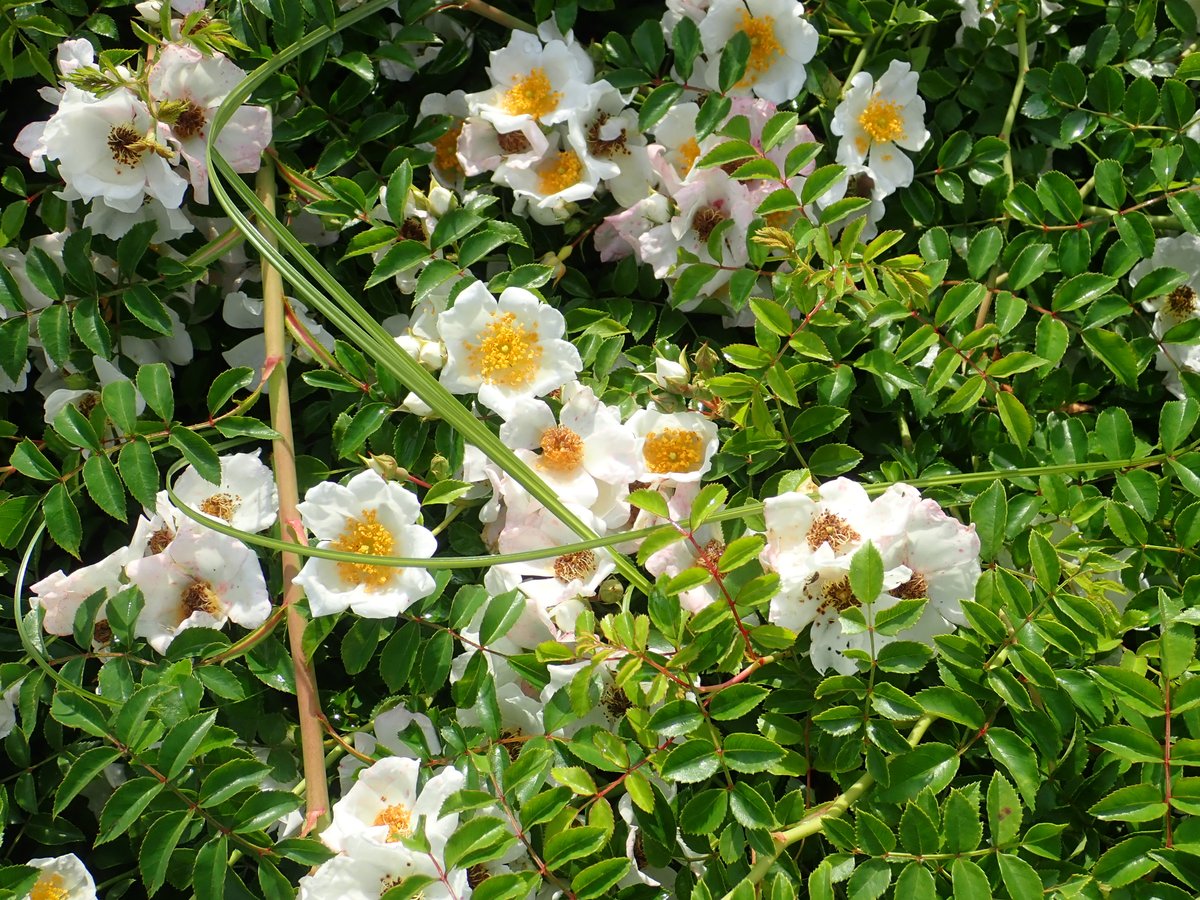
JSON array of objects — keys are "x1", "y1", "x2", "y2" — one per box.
[
  {"x1": 30, "y1": 543, "x2": 135, "y2": 637},
  {"x1": 1129, "y1": 234, "x2": 1200, "y2": 323},
  {"x1": 24, "y1": 853, "x2": 98, "y2": 900},
  {"x1": 832, "y1": 59, "x2": 929, "y2": 193},
  {"x1": 627, "y1": 408, "x2": 720, "y2": 483},
  {"x1": 299, "y1": 833, "x2": 467, "y2": 900},
  {"x1": 437, "y1": 282, "x2": 582, "y2": 415},
  {"x1": 698, "y1": 0, "x2": 818, "y2": 103},
  {"x1": 337, "y1": 705, "x2": 442, "y2": 795},
  {"x1": 761, "y1": 477, "x2": 878, "y2": 582},
  {"x1": 293, "y1": 469, "x2": 438, "y2": 618},
  {"x1": 126, "y1": 525, "x2": 271, "y2": 654},
  {"x1": 172, "y1": 451, "x2": 279, "y2": 534}
]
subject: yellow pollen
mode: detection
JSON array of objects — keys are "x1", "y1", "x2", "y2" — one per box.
[
  {"x1": 806, "y1": 511, "x2": 860, "y2": 553},
  {"x1": 333, "y1": 509, "x2": 395, "y2": 590},
  {"x1": 643, "y1": 428, "x2": 704, "y2": 474},
  {"x1": 539, "y1": 425, "x2": 585, "y2": 473},
  {"x1": 858, "y1": 95, "x2": 905, "y2": 145},
  {"x1": 466, "y1": 311, "x2": 543, "y2": 388},
  {"x1": 678, "y1": 137, "x2": 701, "y2": 173},
  {"x1": 554, "y1": 550, "x2": 597, "y2": 583},
  {"x1": 432, "y1": 122, "x2": 463, "y2": 175},
  {"x1": 374, "y1": 802, "x2": 414, "y2": 841},
  {"x1": 31, "y1": 873, "x2": 69, "y2": 900},
  {"x1": 181, "y1": 579, "x2": 222, "y2": 618},
  {"x1": 737, "y1": 11, "x2": 782, "y2": 84},
  {"x1": 200, "y1": 492, "x2": 240, "y2": 523},
  {"x1": 502, "y1": 67, "x2": 561, "y2": 119},
  {"x1": 537, "y1": 150, "x2": 583, "y2": 195}
]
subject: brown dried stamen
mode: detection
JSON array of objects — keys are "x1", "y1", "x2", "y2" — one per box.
[
  {"x1": 697, "y1": 538, "x2": 726, "y2": 572},
  {"x1": 173, "y1": 101, "x2": 206, "y2": 140},
  {"x1": 554, "y1": 549, "x2": 597, "y2": 583},
  {"x1": 586, "y1": 112, "x2": 629, "y2": 158},
  {"x1": 806, "y1": 511, "x2": 860, "y2": 553},
  {"x1": 181, "y1": 579, "x2": 222, "y2": 617},
  {"x1": 849, "y1": 172, "x2": 876, "y2": 199},
  {"x1": 93, "y1": 620, "x2": 113, "y2": 645},
  {"x1": 632, "y1": 832, "x2": 648, "y2": 868},
  {"x1": 1166, "y1": 285, "x2": 1197, "y2": 318},
  {"x1": 77, "y1": 392, "x2": 101, "y2": 418},
  {"x1": 108, "y1": 124, "x2": 143, "y2": 167},
  {"x1": 893, "y1": 571, "x2": 929, "y2": 599},
  {"x1": 467, "y1": 865, "x2": 491, "y2": 888},
  {"x1": 497, "y1": 129, "x2": 532, "y2": 154},
  {"x1": 692, "y1": 206, "x2": 726, "y2": 242},
  {"x1": 148, "y1": 526, "x2": 175, "y2": 555},
  {"x1": 398, "y1": 217, "x2": 426, "y2": 242},
  {"x1": 602, "y1": 684, "x2": 632, "y2": 720},
  {"x1": 200, "y1": 492, "x2": 240, "y2": 523},
  {"x1": 821, "y1": 577, "x2": 858, "y2": 612},
  {"x1": 500, "y1": 726, "x2": 526, "y2": 761}
]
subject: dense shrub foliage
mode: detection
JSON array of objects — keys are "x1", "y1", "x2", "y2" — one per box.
[{"x1": 0, "y1": 0, "x2": 1199, "y2": 897}]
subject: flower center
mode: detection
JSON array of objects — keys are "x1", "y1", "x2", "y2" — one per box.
[
  {"x1": 374, "y1": 802, "x2": 414, "y2": 841},
  {"x1": 333, "y1": 509, "x2": 396, "y2": 590},
  {"x1": 148, "y1": 526, "x2": 175, "y2": 555},
  {"x1": 502, "y1": 67, "x2": 561, "y2": 119},
  {"x1": 806, "y1": 511, "x2": 860, "y2": 553},
  {"x1": 432, "y1": 122, "x2": 463, "y2": 175},
  {"x1": 500, "y1": 726, "x2": 526, "y2": 760},
  {"x1": 539, "y1": 425, "x2": 585, "y2": 473},
  {"x1": 200, "y1": 492, "x2": 241, "y2": 523},
  {"x1": 586, "y1": 113, "x2": 628, "y2": 158},
  {"x1": 601, "y1": 684, "x2": 632, "y2": 720},
  {"x1": 643, "y1": 428, "x2": 704, "y2": 474},
  {"x1": 399, "y1": 217, "x2": 426, "y2": 242},
  {"x1": 31, "y1": 874, "x2": 69, "y2": 900},
  {"x1": 1166, "y1": 285, "x2": 1197, "y2": 318},
  {"x1": 554, "y1": 549, "x2": 597, "y2": 583},
  {"x1": 467, "y1": 311, "x2": 543, "y2": 388},
  {"x1": 894, "y1": 571, "x2": 929, "y2": 599},
  {"x1": 678, "y1": 137, "x2": 701, "y2": 173},
  {"x1": 181, "y1": 579, "x2": 222, "y2": 617},
  {"x1": 78, "y1": 392, "x2": 100, "y2": 417},
  {"x1": 692, "y1": 205, "x2": 726, "y2": 243},
  {"x1": 849, "y1": 171, "x2": 876, "y2": 198},
  {"x1": 497, "y1": 129, "x2": 532, "y2": 154},
  {"x1": 537, "y1": 150, "x2": 584, "y2": 195},
  {"x1": 821, "y1": 577, "x2": 859, "y2": 612},
  {"x1": 737, "y1": 11, "x2": 781, "y2": 84},
  {"x1": 858, "y1": 95, "x2": 905, "y2": 145},
  {"x1": 697, "y1": 538, "x2": 726, "y2": 572},
  {"x1": 468, "y1": 864, "x2": 491, "y2": 888},
  {"x1": 174, "y1": 100, "x2": 207, "y2": 140},
  {"x1": 108, "y1": 124, "x2": 144, "y2": 167},
  {"x1": 93, "y1": 619, "x2": 113, "y2": 645}
]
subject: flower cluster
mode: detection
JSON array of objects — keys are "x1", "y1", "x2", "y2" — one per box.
[
  {"x1": 763, "y1": 478, "x2": 980, "y2": 674},
  {"x1": 30, "y1": 452, "x2": 276, "y2": 653},
  {"x1": 14, "y1": 34, "x2": 269, "y2": 241}
]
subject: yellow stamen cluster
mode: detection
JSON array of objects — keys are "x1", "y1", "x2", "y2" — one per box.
[
  {"x1": 858, "y1": 95, "x2": 905, "y2": 145},
  {"x1": 31, "y1": 874, "x2": 69, "y2": 900},
  {"x1": 200, "y1": 492, "x2": 241, "y2": 523},
  {"x1": 737, "y1": 11, "x2": 782, "y2": 85},
  {"x1": 643, "y1": 428, "x2": 704, "y2": 474},
  {"x1": 432, "y1": 122, "x2": 463, "y2": 175},
  {"x1": 539, "y1": 425, "x2": 585, "y2": 473},
  {"x1": 374, "y1": 803, "x2": 414, "y2": 841},
  {"x1": 333, "y1": 509, "x2": 395, "y2": 590},
  {"x1": 537, "y1": 150, "x2": 583, "y2": 195},
  {"x1": 678, "y1": 137, "x2": 701, "y2": 173},
  {"x1": 502, "y1": 67, "x2": 561, "y2": 119},
  {"x1": 467, "y1": 312, "x2": 543, "y2": 388}
]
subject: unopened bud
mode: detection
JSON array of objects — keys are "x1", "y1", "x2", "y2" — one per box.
[
  {"x1": 361, "y1": 454, "x2": 408, "y2": 482},
  {"x1": 599, "y1": 577, "x2": 624, "y2": 606},
  {"x1": 429, "y1": 454, "x2": 451, "y2": 482}
]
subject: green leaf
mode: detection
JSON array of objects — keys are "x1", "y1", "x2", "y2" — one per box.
[
  {"x1": 193, "y1": 836, "x2": 227, "y2": 900},
  {"x1": 206, "y1": 367, "x2": 255, "y2": 415},
  {"x1": 875, "y1": 744, "x2": 959, "y2": 804},
  {"x1": 37, "y1": 303, "x2": 71, "y2": 368},
  {"x1": 478, "y1": 590, "x2": 526, "y2": 646},
  {"x1": 680, "y1": 788, "x2": 728, "y2": 834},
  {"x1": 119, "y1": 437, "x2": 158, "y2": 509},
  {"x1": 659, "y1": 739, "x2": 721, "y2": 783},
  {"x1": 943, "y1": 789, "x2": 983, "y2": 853},
  {"x1": 430, "y1": 208, "x2": 483, "y2": 250},
  {"x1": 169, "y1": 428, "x2": 221, "y2": 485},
  {"x1": 367, "y1": 240, "x2": 429, "y2": 288},
  {"x1": 200, "y1": 758, "x2": 272, "y2": 808},
  {"x1": 1007, "y1": 243, "x2": 1052, "y2": 290},
  {"x1": 987, "y1": 772, "x2": 1022, "y2": 844},
  {"x1": 729, "y1": 781, "x2": 777, "y2": 828},
  {"x1": 97, "y1": 777, "x2": 165, "y2": 844},
  {"x1": 339, "y1": 401, "x2": 390, "y2": 458},
  {"x1": 1081, "y1": 328, "x2": 1139, "y2": 387},
  {"x1": 11, "y1": 438, "x2": 58, "y2": 481},
  {"x1": 54, "y1": 747, "x2": 122, "y2": 816},
  {"x1": 444, "y1": 816, "x2": 516, "y2": 870},
  {"x1": 801, "y1": 165, "x2": 847, "y2": 206},
  {"x1": 1161, "y1": 399, "x2": 1198, "y2": 452},
  {"x1": 970, "y1": 481, "x2": 1007, "y2": 562},
  {"x1": 123, "y1": 284, "x2": 172, "y2": 334},
  {"x1": 384, "y1": 160, "x2": 413, "y2": 226},
  {"x1": 967, "y1": 226, "x2": 1003, "y2": 280},
  {"x1": 1089, "y1": 783, "x2": 1167, "y2": 822},
  {"x1": 572, "y1": 858, "x2": 631, "y2": 900},
  {"x1": 101, "y1": 378, "x2": 139, "y2": 435},
  {"x1": 639, "y1": 82, "x2": 684, "y2": 130},
  {"x1": 83, "y1": 455, "x2": 127, "y2": 522},
  {"x1": 1093, "y1": 159, "x2": 1125, "y2": 209},
  {"x1": 848, "y1": 540, "x2": 883, "y2": 603},
  {"x1": 717, "y1": 29, "x2": 750, "y2": 93},
  {"x1": 708, "y1": 684, "x2": 768, "y2": 720},
  {"x1": 1090, "y1": 665, "x2": 1164, "y2": 716},
  {"x1": 996, "y1": 392, "x2": 1033, "y2": 448},
  {"x1": 894, "y1": 863, "x2": 936, "y2": 899},
  {"x1": 1052, "y1": 273, "x2": 1117, "y2": 312},
  {"x1": 1089, "y1": 725, "x2": 1163, "y2": 763},
  {"x1": 543, "y1": 825, "x2": 607, "y2": 870},
  {"x1": 848, "y1": 858, "x2": 892, "y2": 899},
  {"x1": 1036, "y1": 170, "x2": 1082, "y2": 222},
  {"x1": 985, "y1": 727, "x2": 1040, "y2": 807},
  {"x1": 137, "y1": 363, "x2": 174, "y2": 422},
  {"x1": 950, "y1": 858, "x2": 991, "y2": 899},
  {"x1": 44, "y1": 482, "x2": 82, "y2": 558},
  {"x1": 1132, "y1": 266, "x2": 1188, "y2": 304},
  {"x1": 140, "y1": 810, "x2": 192, "y2": 897},
  {"x1": 722, "y1": 733, "x2": 784, "y2": 773},
  {"x1": 232, "y1": 790, "x2": 302, "y2": 833},
  {"x1": 935, "y1": 281, "x2": 986, "y2": 327},
  {"x1": 648, "y1": 700, "x2": 705, "y2": 738}
]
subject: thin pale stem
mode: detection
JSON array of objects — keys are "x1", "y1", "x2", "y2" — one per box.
[
  {"x1": 257, "y1": 160, "x2": 330, "y2": 837},
  {"x1": 1000, "y1": 11, "x2": 1027, "y2": 189}
]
